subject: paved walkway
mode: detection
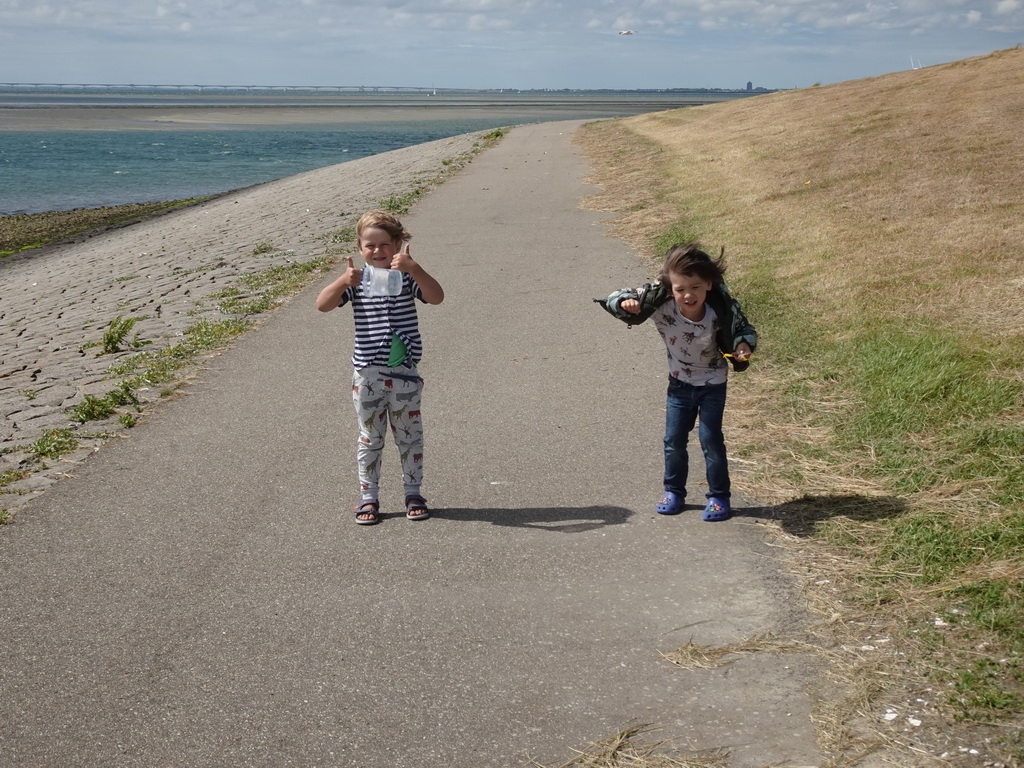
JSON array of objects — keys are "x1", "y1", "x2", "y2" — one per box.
[{"x1": 0, "y1": 122, "x2": 823, "y2": 767}]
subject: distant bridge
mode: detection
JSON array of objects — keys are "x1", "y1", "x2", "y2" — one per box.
[
  {"x1": 0, "y1": 83, "x2": 449, "y2": 94},
  {"x1": 0, "y1": 83, "x2": 758, "y2": 95}
]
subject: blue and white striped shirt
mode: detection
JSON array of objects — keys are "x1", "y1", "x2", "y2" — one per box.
[{"x1": 338, "y1": 272, "x2": 426, "y2": 369}]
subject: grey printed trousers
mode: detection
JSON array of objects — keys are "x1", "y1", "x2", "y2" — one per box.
[{"x1": 351, "y1": 365, "x2": 424, "y2": 500}]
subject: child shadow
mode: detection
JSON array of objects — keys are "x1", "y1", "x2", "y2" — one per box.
[
  {"x1": 439, "y1": 505, "x2": 632, "y2": 533},
  {"x1": 734, "y1": 493, "x2": 908, "y2": 537}
]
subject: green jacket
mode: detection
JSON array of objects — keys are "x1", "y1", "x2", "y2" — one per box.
[{"x1": 595, "y1": 281, "x2": 758, "y2": 372}]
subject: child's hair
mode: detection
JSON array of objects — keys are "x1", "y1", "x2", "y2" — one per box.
[
  {"x1": 356, "y1": 210, "x2": 412, "y2": 245},
  {"x1": 658, "y1": 242, "x2": 726, "y2": 286}
]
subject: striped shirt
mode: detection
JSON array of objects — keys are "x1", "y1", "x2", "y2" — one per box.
[{"x1": 338, "y1": 272, "x2": 426, "y2": 369}]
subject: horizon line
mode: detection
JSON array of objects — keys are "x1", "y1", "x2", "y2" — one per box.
[{"x1": 0, "y1": 82, "x2": 769, "y2": 93}]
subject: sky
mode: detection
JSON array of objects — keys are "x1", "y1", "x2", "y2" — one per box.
[{"x1": 0, "y1": 0, "x2": 1021, "y2": 91}]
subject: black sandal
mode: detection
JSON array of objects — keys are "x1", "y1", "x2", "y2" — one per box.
[
  {"x1": 355, "y1": 500, "x2": 380, "y2": 525},
  {"x1": 405, "y1": 495, "x2": 429, "y2": 521}
]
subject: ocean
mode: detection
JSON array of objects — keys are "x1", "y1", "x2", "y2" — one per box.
[
  {"x1": 0, "y1": 120, "x2": 541, "y2": 215},
  {"x1": 0, "y1": 88, "x2": 751, "y2": 215}
]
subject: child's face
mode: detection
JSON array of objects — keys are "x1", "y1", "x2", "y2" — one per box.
[
  {"x1": 668, "y1": 271, "x2": 712, "y2": 320},
  {"x1": 358, "y1": 226, "x2": 401, "y2": 269}
]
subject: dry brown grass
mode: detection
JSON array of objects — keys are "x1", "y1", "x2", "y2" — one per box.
[
  {"x1": 574, "y1": 47, "x2": 1024, "y2": 768},
  {"x1": 577, "y1": 47, "x2": 1024, "y2": 336},
  {"x1": 661, "y1": 633, "x2": 813, "y2": 670},
  {"x1": 530, "y1": 724, "x2": 730, "y2": 768}
]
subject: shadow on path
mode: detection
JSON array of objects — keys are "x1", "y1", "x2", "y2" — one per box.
[
  {"x1": 737, "y1": 493, "x2": 909, "y2": 537},
  {"x1": 438, "y1": 505, "x2": 633, "y2": 532}
]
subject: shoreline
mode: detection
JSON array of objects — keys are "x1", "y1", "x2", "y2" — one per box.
[
  {"x1": 0, "y1": 102, "x2": 664, "y2": 132},
  {"x1": 0, "y1": 198, "x2": 217, "y2": 256}
]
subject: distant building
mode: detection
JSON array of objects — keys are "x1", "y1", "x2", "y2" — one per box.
[{"x1": 746, "y1": 81, "x2": 753, "y2": 91}]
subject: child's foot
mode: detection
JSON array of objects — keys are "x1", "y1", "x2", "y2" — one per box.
[
  {"x1": 702, "y1": 497, "x2": 731, "y2": 522},
  {"x1": 656, "y1": 491, "x2": 683, "y2": 515},
  {"x1": 355, "y1": 500, "x2": 380, "y2": 525},
  {"x1": 405, "y1": 495, "x2": 430, "y2": 521}
]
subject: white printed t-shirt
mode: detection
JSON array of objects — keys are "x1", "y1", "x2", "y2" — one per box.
[{"x1": 650, "y1": 301, "x2": 728, "y2": 386}]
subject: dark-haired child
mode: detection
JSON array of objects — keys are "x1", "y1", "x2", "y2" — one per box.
[{"x1": 617, "y1": 243, "x2": 757, "y2": 521}]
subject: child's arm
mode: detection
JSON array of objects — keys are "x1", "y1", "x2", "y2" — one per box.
[
  {"x1": 594, "y1": 282, "x2": 670, "y2": 325},
  {"x1": 730, "y1": 298, "x2": 757, "y2": 353},
  {"x1": 719, "y1": 283, "x2": 757, "y2": 367},
  {"x1": 393, "y1": 244, "x2": 444, "y2": 305},
  {"x1": 315, "y1": 256, "x2": 361, "y2": 312}
]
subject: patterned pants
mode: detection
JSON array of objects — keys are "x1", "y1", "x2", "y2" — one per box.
[{"x1": 352, "y1": 366, "x2": 424, "y2": 501}]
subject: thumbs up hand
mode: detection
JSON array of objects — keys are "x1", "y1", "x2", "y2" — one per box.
[
  {"x1": 343, "y1": 255, "x2": 363, "y2": 287},
  {"x1": 392, "y1": 242, "x2": 415, "y2": 273}
]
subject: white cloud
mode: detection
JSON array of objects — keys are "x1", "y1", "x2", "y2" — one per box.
[{"x1": 0, "y1": 0, "x2": 1021, "y2": 89}]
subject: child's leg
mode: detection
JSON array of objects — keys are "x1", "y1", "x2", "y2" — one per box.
[
  {"x1": 663, "y1": 378, "x2": 700, "y2": 497},
  {"x1": 696, "y1": 382, "x2": 730, "y2": 500},
  {"x1": 384, "y1": 370, "x2": 425, "y2": 498},
  {"x1": 352, "y1": 367, "x2": 388, "y2": 501}
]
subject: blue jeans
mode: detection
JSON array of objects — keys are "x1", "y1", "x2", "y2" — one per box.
[{"x1": 663, "y1": 378, "x2": 730, "y2": 501}]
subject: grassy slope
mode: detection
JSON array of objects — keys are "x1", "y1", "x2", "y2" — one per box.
[{"x1": 575, "y1": 48, "x2": 1024, "y2": 766}]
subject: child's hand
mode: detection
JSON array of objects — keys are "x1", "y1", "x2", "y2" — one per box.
[
  {"x1": 392, "y1": 243, "x2": 416, "y2": 273},
  {"x1": 732, "y1": 342, "x2": 753, "y2": 362},
  {"x1": 620, "y1": 298, "x2": 641, "y2": 314},
  {"x1": 343, "y1": 255, "x2": 363, "y2": 287}
]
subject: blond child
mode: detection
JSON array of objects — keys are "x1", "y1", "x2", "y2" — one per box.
[{"x1": 316, "y1": 210, "x2": 444, "y2": 525}]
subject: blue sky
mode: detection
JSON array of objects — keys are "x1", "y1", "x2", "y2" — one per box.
[{"x1": 0, "y1": 0, "x2": 1021, "y2": 90}]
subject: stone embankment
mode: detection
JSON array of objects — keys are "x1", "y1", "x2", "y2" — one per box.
[{"x1": 0, "y1": 132, "x2": 488, "y2": 514}]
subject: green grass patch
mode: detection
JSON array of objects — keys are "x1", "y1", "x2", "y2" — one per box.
[
  {"x1": 107, "y1": 318, "x2": 251, "y2": 387},
  {"x1": 70, "y1": 382, "x2": 141, "y2": 423},
  {"x1": 0, "y1": 198, "x2": 207, "y2": 257},
  {"x1": 378, "y1": 191, "x2": 420, "y2": 215},
  {"x1": 0, "y1": 468, "x2": 31, "y2": 489},
  {"x1": 863, "y1": 510, "x2": 1024, "y2": 587},
  {"x1": 833, "y1": 329, "x2": 1023, "y2": 501},
  {"x1": 214, "y1": 258, "x2": 333, "y2": 315},
  {"x1": 318, "y1": 224, "x2": 357, "y2": 250},
  {"x1": 85, "y1": 315, "x2": 153, "y2": 355},
  {"x1": 27, "y1": 428, "x2": 79, "y2": 461}
]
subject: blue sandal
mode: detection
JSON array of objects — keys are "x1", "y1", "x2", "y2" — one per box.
[
  {"x1": 702, "y1": 497, "x2": 732, "y2": 522},
  {"x1": 656, "y1": 492, "x2": 683, "y2": 515},
  {"x1": 355, "y1": 500, "x2": 380, "y2": 525},
  {"x1": 405, "y1": 495, "x2": 430, "y2": 521}
]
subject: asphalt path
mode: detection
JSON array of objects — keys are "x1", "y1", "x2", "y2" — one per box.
[{"x1": 0, "y1": 121, "x2": 823, "y2": 767}]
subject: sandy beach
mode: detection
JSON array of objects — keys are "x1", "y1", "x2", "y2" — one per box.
[
  {"x1": 0, "y1": 105, "x2": 607, "y2": 131},
  {"x1": 0, "y1": 129, "x2": 490, "y2": 503},
  {"x1": 0, "y1": 94, "x2": 679, "y2": 131}
]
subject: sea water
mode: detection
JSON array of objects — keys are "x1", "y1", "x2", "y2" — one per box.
[
  {"x1": 0, "y1": 87, "x2": 759, "y2": 215},
  {"x1": 0, "y1": 118, "x2": 538, "y2": 215},
  {"x1": 0, "y1": 86, "x2": 762, "y2": 215}
]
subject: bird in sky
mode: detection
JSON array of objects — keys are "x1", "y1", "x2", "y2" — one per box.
[{"x1": 618, "y1": 30, "x2": 635, "y2": 35}]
